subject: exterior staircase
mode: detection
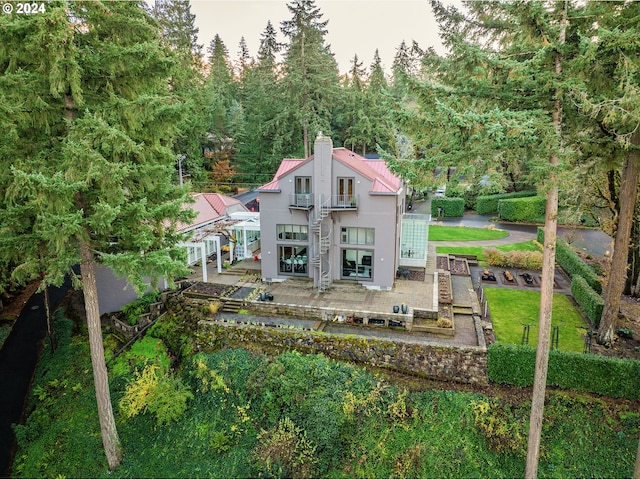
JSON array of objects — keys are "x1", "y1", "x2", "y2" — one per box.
[
  {"x1": 220, "y1": 299, "x2": 244, "y2": 313},
  {"x1": 311, "y1": 195, "x2": 332, "y2": 293}
]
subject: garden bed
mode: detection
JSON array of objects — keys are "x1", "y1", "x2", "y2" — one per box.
[{"x1": 183, "y1": 282, "x2": 239, "y2": 299}]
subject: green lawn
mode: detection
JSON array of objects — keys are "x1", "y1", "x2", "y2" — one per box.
[
  {"x1": 429, "y1": 225, "x2": 509, "y2": 241},
  {"x1": 436, "y1": 241, "x2": 539, "y2": 260},
  {"x1": 483, "y1": 288, "x2": 587, "y2": 353}
]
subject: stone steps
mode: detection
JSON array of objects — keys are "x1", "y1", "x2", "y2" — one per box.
[{"x1": 220, "y1": 299, "x2": 244, "y2": 313}]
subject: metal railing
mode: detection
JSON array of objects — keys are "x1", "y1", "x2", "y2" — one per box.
[
  {"x1": 289, "y1": 193, "x2": 314, "y2": 208},
  {"x1": 331, "y1": 194, "x2": 358, "y2": 209}
]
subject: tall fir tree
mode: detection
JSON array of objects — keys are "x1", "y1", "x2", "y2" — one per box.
[
  {"x1": 570, "y1": 1, "x2": 640, "y2": 346},
  {"x1": 0, "y1": 1, "x2": 193, "y2": 470},
  {"x1": 151, "y1": 0, "x2": 209, "y2": 185},
  {"x1": 417, "y1": 1, "x2": 589, "y2": 475},
  {"x1": 234, "y1": 22, "x2": 288, "y2": 183},
  {"x1": 280, "y1": 0, "x2": 340, "y2": 157}
]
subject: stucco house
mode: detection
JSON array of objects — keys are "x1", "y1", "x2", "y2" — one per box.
[
  {"x1": 176, "y1": 192, "x2": 261, "y2": 281},
  {"x1": 96, "y1": 192, "x2": 255, "y2": 314},
  {"x1": 258, "y1": 133, "x2": 429, "y2": 291}
]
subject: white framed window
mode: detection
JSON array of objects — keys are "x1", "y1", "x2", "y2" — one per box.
[
  {"x1": 341, "y1": 227, "x2": 374, "y2": 245},
  {"x1": 277, "y1": 224, "x2": 309, "y2": 241}
]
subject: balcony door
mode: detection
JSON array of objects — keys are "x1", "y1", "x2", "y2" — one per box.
[
  {"x1": 337, "y1": 177, "x2": 354, "y2": 206},
  {"x1": 295, "y1": 176, "x2": 312, "y2": 207}
]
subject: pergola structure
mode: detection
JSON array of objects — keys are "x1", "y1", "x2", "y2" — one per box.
[{"x1": 179, "y1": 213, "x2": 261, "y2": 282}]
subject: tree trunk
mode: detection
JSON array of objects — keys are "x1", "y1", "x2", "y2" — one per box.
[
  {"x1": 598, "y1": 135, "x2": 640, "y2": 345},
  {"x1": 525, "y1": 4, "x2": 565, "y2": 476},
  {"x1": 525, "y1": 183, "x2": 558, "y2": 479},
  {"x1": 43, "y1": 283, "x2": 56, "y2": 352},
  {"x1": 625, "y1": 209, "x2": 640, "y2": 295},
  {"x1": 79, "y1": 237, "x2": 123, "y2": 470}
]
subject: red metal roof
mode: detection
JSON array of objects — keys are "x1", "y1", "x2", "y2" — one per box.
[
  {"x1": 257, "y1": 149, "x2": 401, "y2": 194},
  {"x1": 176, "y1": 193, "x2": 246, "y2": 232},
  {"x1": 332, "y1": 148, "x2": 400, "y2": 193},
  {"x1": 257, "y1": 158, "x2": 308, "y2": 191}
]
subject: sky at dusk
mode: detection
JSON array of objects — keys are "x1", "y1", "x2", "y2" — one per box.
[{"x1": 189, "y1": 0, "x2": 450, "y2": 75}]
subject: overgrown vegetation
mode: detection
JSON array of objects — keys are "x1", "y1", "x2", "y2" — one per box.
[
  {"x1": 483, "y1": 247, "x2": 543, "y2": 270},
  {"x1": 120, "y1": 292, "x2": 161, "y2": 326},
  {"x1": 12, "y1": 309, "x2": 640, "y2": 478}
]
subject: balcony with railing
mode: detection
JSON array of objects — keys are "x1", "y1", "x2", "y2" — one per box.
[
  {"x1": 330, "y1": 194, "x2": 358, "y2": 210},
  {"x1": 288, "y1": 193, "x2": 314, "y2": 209}
]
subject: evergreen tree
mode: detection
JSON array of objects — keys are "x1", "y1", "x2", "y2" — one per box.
[
  {"x1": 391, "y1": 40, "x2": 413, "y2": 98},
  {"x1": 571, "y1": 1, "x2": 640, "y2": 346},
  {"x1": 418, "y1": 1, "x2": 587, "y2": 475},
  {"x1": 0, "y1": 1, "x2": 193, "y2": 470},
  {"x1": 341, "y1": 54, "x2": 370, "y2": 154},
  {"x1": 369, "y1": 49, "x2": 388, "y2": 93},
  {"x1": 236, "y1": 36, "x2": 252, "y2": 80},
  {"x1": 280, "y1": 0, "x2": 340, "y2": 157},
  {"x1": 207, "y1": 33, "x2": 235, "y2": 104},
  {"x1": 257, "y1": 20, "x2": 281, "y2": 72},
  {"x1": 233, "y1": 22, "x2": 287, "y2": 184},
  {"x1": 152, "y1": 0, "x2": 202, "y2": 57},
  {"x1": 151, "y1": 0, "x2": 209, "y2": 185}
]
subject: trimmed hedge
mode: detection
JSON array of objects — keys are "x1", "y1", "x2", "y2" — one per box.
[
  {"x1": 536, "y1": 227, "x2": 603, "y2": 294},
  {"x1": 476, "y1": 190, "x2": 537, "y2": 215},
  {"x1": 488, "y1": 342, "x2": 640, "y2": 400},
  {"x1": 498, "y1": 196, "x2": 546, "y2": 222},
  {"x1": 571, "y1": 275, "x2": 604, "y2": 327},
  {"x1": 431, "y1": 197, "x2": 465, "y2": 217},
  {"x1": 557, "y1": 239, "x2": 603, "y2": 293}
]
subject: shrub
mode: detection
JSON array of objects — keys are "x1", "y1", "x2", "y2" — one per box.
[
  {"x1": 483, "y1": 247, "x2": 543, "y2": 270},
  {"x1": 571, "y1": 275, "x2": 604, "y2": 327},
  {"x1": 431, "y1": 197, "x2": 465, "y2": 217},
  {"x1": 476, "y1": 190, "x2": 537, "y2": 214},
  {"x1": 470, "y1": 400, "x2": 527, "y2": 455},
  {"x1": 536, "y1": 228, "x2": 603, "y2": 293},
  {"x1": 121, "y1": 291, "x2": 160, "y2": 325},
  {"x1": 119, "y1": 364, "x2": 194, "y2": 426},
  {"x1": 110, "y1": 335, "x2": 172, "y2": 377},
  {"x1": 488, "y1": 342, "x2": 640, "y2": 400},
  {"x1": 253, "y1": 417, "x2": 318, "y2": 479},
  {"x1": 498, "y1": 196, "x2": 546, "y2": 222},
  {"x1": 556, "y1": 238, "x2": 602, "y2": 293}
]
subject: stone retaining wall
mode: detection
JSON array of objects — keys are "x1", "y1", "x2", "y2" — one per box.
[
  {"x1": 247, "y1": 299, "x2": 414, "y2": 329},
  {"x1": 109, "y1": 301, "x2": 165, "y2": 339},
  {"x1": 198, "y1": 321, "x2": 489, "y2": 386}
]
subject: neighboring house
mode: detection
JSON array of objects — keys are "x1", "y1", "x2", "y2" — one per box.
[
  {"x1": 177, "y1": 192, "x2": 248, "y2": 263},
  {"x1": 176, "y1": 192, "x2": 259, "y2": 280},
  {"x1": 258, "y1": 133, "x2": 429, "y2": 291},
  {"x1": 97, "y1": 192, "x2": 254, "y2": 314}
]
